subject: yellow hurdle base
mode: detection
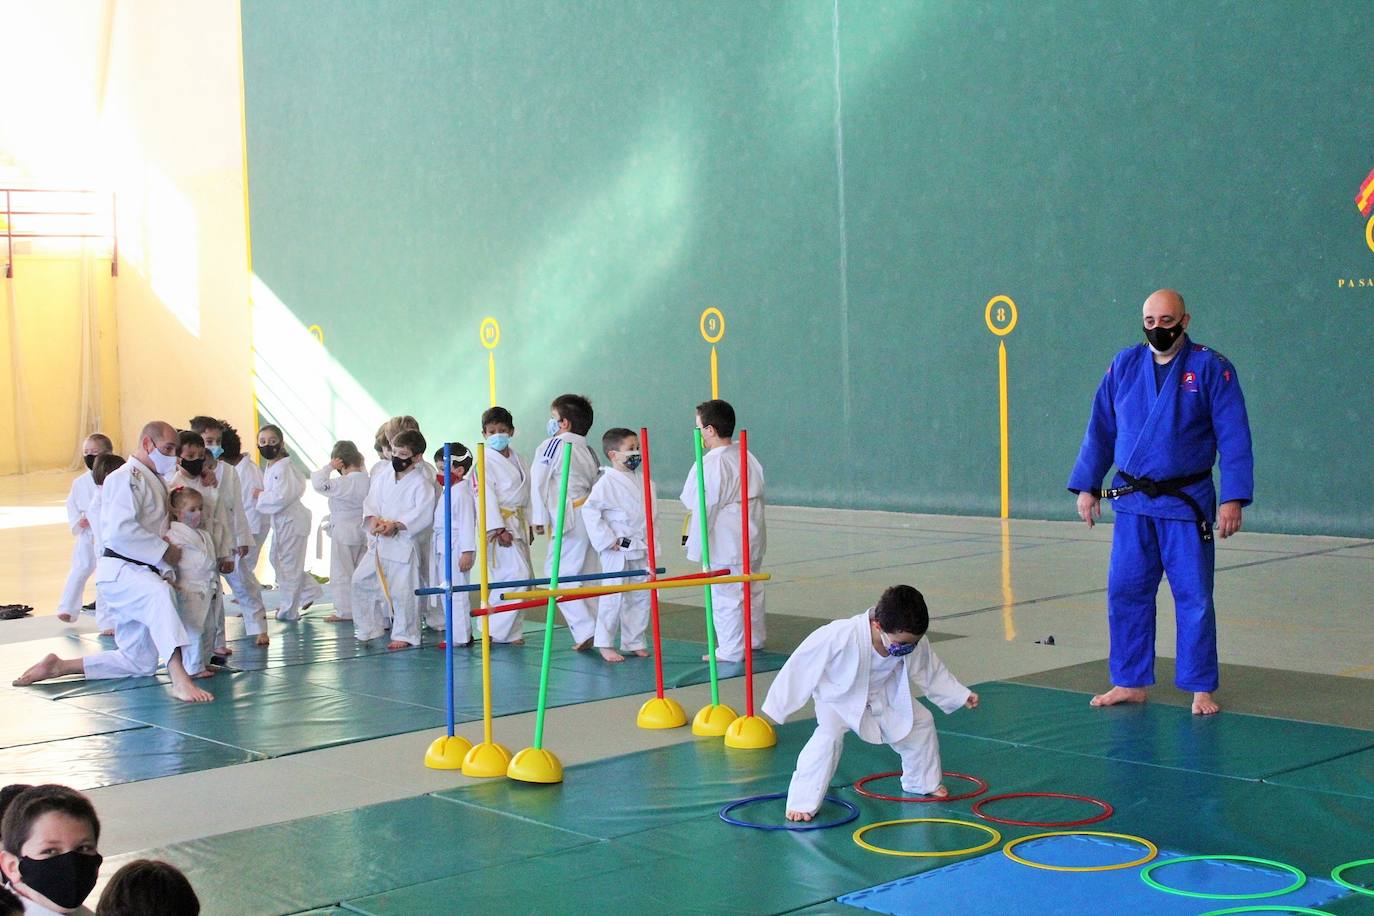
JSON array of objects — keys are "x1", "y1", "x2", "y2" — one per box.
[
  {"x1": 461, "y1": 740, "x2": 513, "y2": 777},
  {"x1": 507, "y1": 746, "x2": 564, "y2": 784},
  {"x1": 692, "y1": 703, "x2": 738, "y2": 736},
  {"x1": 724, "y1": 714, "x2": 777, "y2": 749},
  {"x1": 424, "y1": 734, "x2": 474, "y2": 770},
  {"x1": 637, "y1": 696, "x2": 688, "y2": 730}
]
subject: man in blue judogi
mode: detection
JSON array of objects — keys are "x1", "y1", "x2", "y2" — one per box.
[{"x1": 1068, "y1": 289, "x2": 1253, "y2": 716}]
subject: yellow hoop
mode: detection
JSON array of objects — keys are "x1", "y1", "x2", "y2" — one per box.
[
  {"x1": 852, "y1": 818, "x2": 1001, "y2": 858},
  {"x1": 1003, "y1": 830, "x2": 1158, "y2": 872}
]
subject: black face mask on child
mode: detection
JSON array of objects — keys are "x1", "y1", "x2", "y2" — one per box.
[
  {"x1": 392, "y1": 455, "x2": 413, "y2": 473},
  {"x1": 83, "y1": 454, "x2": 96, "y2": 470},
  {"x1": 19, "y1": 850, "x2": 103, "y2": 909},
  {"x1": 259, "y1": 444, "x2": 281, "y2": 460},
  {"x1": 180, "y1": 457, "x2": 205, "y2": 477}
]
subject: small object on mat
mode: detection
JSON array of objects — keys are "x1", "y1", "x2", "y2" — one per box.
[
  {"x1": 0, "y1": 604, "x2": 34, "y2": 620},
  {"x1": 1035, "y1": 635, "x2": 1055, "y2": 645}
]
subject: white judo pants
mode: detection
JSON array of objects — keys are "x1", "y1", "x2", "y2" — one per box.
[
  {"x1": 484, "y1": 539, "x2": 531, "y2": 644},
  {"x1": 350, "y1": 548, "x2": 420, "y2": 645},
  {"x1": 544, "y1": 520, "x2": 597, "y2": 646},
  {"x1": 271, "y1": 521, "x2": 320, "y2": 621},
  {"x1": 593, "y1": 551, "x2": 648, "y2": 652},
  {"x1": 425, "y1": 551, "x2": 472, "y2": 645},
  {"x1": 85, "y1": 563, "x2": 192, "y2": 680},
  {"x1": 175, "y1": 586, "x2": 214, "y2": 675},
  {"x1": 328, "y1": 539, "x2": 366, "y2": 620},
  {"x1": 225, "y1": 529, "x2": 268, "y2": 635},
  {"x1": 710, "y1": 564, "x2": 766, "y2": 662},
  {"x1": 58, "y1": 530, "x2": 97, "y2": 616},
  {"x1": 785, "y1": 702, "x2": 942, "y2": 815}
]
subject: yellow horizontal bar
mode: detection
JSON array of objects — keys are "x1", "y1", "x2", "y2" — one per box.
[{"x1": 502, "y1": 572, "x2": 771, "y2": 602}]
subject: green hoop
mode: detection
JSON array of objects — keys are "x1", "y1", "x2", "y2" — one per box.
[
  {"x1": 1139, "y1": 855, "x2": 1306, "y2": 900},
  {"x1": 1196, "y1": 908, "x2": 1332, "y2": 916},
  {"x1": 1330, "y1": 858, "x2": 1374, "y2": 897}
]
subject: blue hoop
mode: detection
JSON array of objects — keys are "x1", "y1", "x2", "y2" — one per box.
[{"x1": 719, "y1": 793, "x2": 860, "y2": 831}]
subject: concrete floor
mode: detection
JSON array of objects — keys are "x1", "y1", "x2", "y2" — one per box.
[{"x1": 2, "y1": 468, "x2": 1371, "y2": 862}]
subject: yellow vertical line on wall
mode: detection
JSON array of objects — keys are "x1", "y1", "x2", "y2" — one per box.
[
  {"x1": 237, "y1": 0, "x2": 260, "y2": 452},
  {"x1": 1000, "y1": 518, "x2": 1015, "y2": 641},
  {"x1": 710, "y1": 346, "x2": 718, "y2": 399},
  {"x1": 998, "y1": 339, "x2": 1009, "y2": 519},
  {"x1": 488, "y1": 351, "x2": 497, "y2": 408}
]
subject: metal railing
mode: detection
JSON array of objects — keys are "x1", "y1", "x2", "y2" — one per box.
[{"x1": 2, "y1": 188, "x2": 118, "y2": 278}]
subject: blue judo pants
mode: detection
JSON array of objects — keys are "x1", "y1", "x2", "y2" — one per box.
[{"x1": 1107, "y1": 510, "x2": 1218, "y2": 692}]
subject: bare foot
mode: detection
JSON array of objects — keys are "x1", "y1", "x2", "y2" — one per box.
[
  {"x1": 1192, "y1": 691, "x2": 1221, "y2": 716},
  {"x1": 191, "y1": 669, "x2": 215, "y2": 679},
  {"x1": 100, "y1": 629, "x2": 114, "y2": 637},
  {"x1": 216, "y1": 646, "x2": 234, "y2": 657},
  {"x1": 323, "y1": 614, "x2": 349, "y2": 623},
  {"x1": 170, "y1": 680, "x2": 214, "y2": 703},
  {"x1": 254, "y1": 634, "x2": 270, "y2": 647},
  {"x1": 387, "y1": 640, "x2": 411, "y2": 651},
  {"x1": 510, "y1": 638, "x2": 525, "y2": 646},
  {"x1": 925, "y1": 785, "x2": 949, "y2": 798},
  {"x1": 785, "y1": 809, "x2": 814, "y2": 822},
  {"x1": 1090, "y1": 686, "x2": 1148, "y2": 707},
  {"x1": 633, "y1": 649, "x2": 648, "y2": 657},
  {"x1": 573, "y1": 637, "x2": 593, "y2": 651},
  {"x1": 57, "y1": 612, "x2": 77, "y2": 623},
  {"x1": 13, "y1": 653, "x2": 69, "y2": 686},
  {"x1": 599, "y1": 648, "x2": 625, "y2": 663}
]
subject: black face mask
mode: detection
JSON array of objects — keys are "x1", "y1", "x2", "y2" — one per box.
[
  {"x1": 259, "y1": 444, "x2": 281, "y2": 460},
  {"x1": 1143, "y1": 323, "x2": 1184, "y2": 352},
  {"x1": 83, "y1": 454, "x2": 96, "y2": 470},
  {"x1": 180, "y1": 457, "x2": 205, "y2": 477},
  {"x1": 18, "y1": 850, "x2": 103, "y2": 909},
  {"x1": 392, "y1": 455, "x2": 413, "y2": 473}
]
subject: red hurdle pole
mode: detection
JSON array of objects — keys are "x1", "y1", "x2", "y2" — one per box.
[
  {"x1": 739, "y1": 429, "x2": 756, "y2": 717},
  {"x1": 640, "y1": 427, "x2": 667, "y2": 700}
]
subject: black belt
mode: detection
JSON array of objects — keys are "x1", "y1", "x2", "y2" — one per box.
[
  {"x1": 102, "y1": 548, "x2": 162, "y2": 573},
  {"x1": 1099, "y1": 470, "x2": 1214, "y2": 541}
]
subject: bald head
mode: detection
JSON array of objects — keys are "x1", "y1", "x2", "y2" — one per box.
[
  {"x1": 1143, "y1": 289, "x2": 1186, "y2": 322},
  {"x1": 140, "y1": 421, "x2": 175, "y2": 444}
]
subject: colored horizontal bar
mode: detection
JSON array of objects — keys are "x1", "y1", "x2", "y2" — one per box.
[
  {"x1": 502, "y1": 572, "x2": 770, "y2": 602},
  {"x1": 413, "y1": 566, "x2": 666, "y2": 597},
  {"x1": 475, "y1": 568, "x2": 730, "y2": 616}
]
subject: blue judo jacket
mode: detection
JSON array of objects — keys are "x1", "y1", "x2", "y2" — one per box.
[{"x1": 1067, "y1": 336, "x2": 1254, "y2": 523}]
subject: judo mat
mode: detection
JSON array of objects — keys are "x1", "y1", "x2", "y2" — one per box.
[
  {"x1": 96, "y1": 701, "x2": 1374, "y2": 916},
  {"x1": 837, "y1": 834, "x2": 1352, "y2": 916},
  {"x1": 5, "y1": 619, "x2": 788, "y2": 790},
  {"x1": 1266, "y1": 746, "x2": 1374, "y2": 801}
]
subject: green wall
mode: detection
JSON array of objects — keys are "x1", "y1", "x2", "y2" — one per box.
[{"x1": 242, "y1": 0, "x2": 1374, "y2": 536}]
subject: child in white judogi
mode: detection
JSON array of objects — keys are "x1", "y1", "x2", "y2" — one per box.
[
  {"x1": 531, "y1": 394, "x2": 601, "y2": 649},
  {"x1": 427, "y1": 444, "x2": 477, "y2": 644},
  {"x1": 679, "y1": 399, "x2": 767, "y2": 663},
  {"x1": 762, "y1": 585, "x2": 980, "y2": 822},
  {"x1": 218, "y1": 424, "x2": 270, "y2": 642},
  {"x1": 57, "y1": 433, "x2": 114, "y2": 622},
  {"x1": 190, "y1": 416, "x2": 260, "y2": 654},
  {"x1": 87, "y1": 453, "x2": 126, "y2": 634},
  {"x1": 165, "y1": 488, "x2": 219, "y2": 677},
  {"x1": 582, "y1": 428, "x2": 657, "y2": 662},
  {"x1": 255, "y1": 424, "x2": 321, "y2": 621},
  {"x1": 477, "y1": 406, "x2": 532, "y2": 644},
  {"x1": 353, "y1": 429, "x2": 435, "y2": 648},
  {"x1": 311, "y1": 440, "x2": 371, "y2": 624}
]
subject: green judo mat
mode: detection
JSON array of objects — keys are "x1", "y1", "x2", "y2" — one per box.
[
  {"x1": 934, "y1": 681, "x2": 1374, "y2": 781},
  {"x1": 1266, "y1": 746, "x2": 1374, "y2": 801},
  {"x1": 0, "y1": 727, "x2": 262, "y2": 791}
]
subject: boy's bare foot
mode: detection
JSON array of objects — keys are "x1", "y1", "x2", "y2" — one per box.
[
  {"x1": 57, "y1": 611, "x2": 77, "y2": 623},
  {"x1": 633, "y1": 649, "x2": 648, "y2": 657},
  {"x1": 1192, "y1": 691, "x2": 1221, "y2": 716},
  {"x1": 785, "y1": 809, "x2": 814, "y2": 822},
  {"x1": 100, "y1": 629, "x2": 114, "y2": 637},
  {"x1": 323, "y1": 614, "x2": 349, "y2": 623},
  {"x1": 1090, "y1": 686, "x2": 1148, "y2": 707},
  {"x1": 599, "y1": 648, "x2": 625, "y2": 663},
  {"x1": 191, "y1": 669, "x2": 215, "y2": 679},
  {"x1": 926, "y1": 785, "x2": 949, "y2": 798},
  {"x1": 13, "y1": 653, "x2": 73, "y2": 686},
  {"x1": 573, "y1": 637, "x2": 593, "y2": 651},
  {"x1": 254, "y1": 634, "x2": 270, "y2": 647},
  {"x1": 216, "y1": 646, "x2": 234, "y2": 657},
  {"x1": 170, "y1": 680, "x2": 214, "y2": 703},
  {"x1": 510, "y1": 638, "x2": 525, "y2": 646},
  {"x1": 387, "y1": 640, "x2": 410, "y2": 651}
]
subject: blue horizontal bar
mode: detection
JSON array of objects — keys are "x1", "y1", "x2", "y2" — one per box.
[{"x1": 414, "y1": 567, "x2": 666, "y2": 597}]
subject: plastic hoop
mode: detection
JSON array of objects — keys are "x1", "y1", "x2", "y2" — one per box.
[
  {"x1": 1196, "y1": 908, "x2": 1332, "y2": 916},
  {"x1": 972, "y1": 792, "x2": 1113, "y2": 827},
  {"x1": 1002, "y1": 830, "x2": 1158, "y2": 872},
  {"x1": 1330, "y1": 858, "x2": 1374, "y2": 897},
  {"x1": 1139, "y1": 855, "x2": 1307, "y2": 900},
  {"x1": 853, "y1": 770, "x2": 988, "y2": 803},
  {"x1": 718, "y1": 793, "x2": 859, "y2": 831},
  {"x1": 852, "y1": 817, "x2": 1001, "y2": 858}
]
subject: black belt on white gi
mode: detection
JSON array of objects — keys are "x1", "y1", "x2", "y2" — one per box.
[
  {"x1": 1097, "y1": 470, "x2": 1214, "y2": 542},
  {"x1": 102, "y1": 547, "x2": 163, "y2": 573}
]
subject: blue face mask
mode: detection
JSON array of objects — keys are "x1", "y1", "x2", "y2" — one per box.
[
  {"x1": 547, "y1": 417, "x2": 561, "y2": 437},
  {"x1": 882, "y1": 631, "x2": 918, "y2": 657},
  {"x1": 208, "y1": 445, "x2": 224, "y2": 459},
  {"x1": 486, "y1": 433, "x2": 511, "y2": 452}
]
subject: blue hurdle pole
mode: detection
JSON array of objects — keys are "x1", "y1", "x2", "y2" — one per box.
[
  {"x1": 442, "y1": 442, "x2": 455, "y2": 739},
  {"x1": 413, "y1": 567, "x2": 666, "y2": 598}
]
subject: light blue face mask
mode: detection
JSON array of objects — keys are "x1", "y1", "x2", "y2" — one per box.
[
  {"x1": 486, "y1": 433, "x2": 511, "y2": 452},
  {"x1": 208, "y1": 445, "x2": 224, "y2": 459},
  {"x1": 547, "y1": 417, "x2": 561, "y2": 437}
]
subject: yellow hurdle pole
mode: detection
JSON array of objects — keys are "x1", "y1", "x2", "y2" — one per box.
[
  {"x1": 477, "y1": 443, "x2": 493, "y2": 746},
  {"x1": 502, "y1": 573, "x2": 771, "y2": 603}
]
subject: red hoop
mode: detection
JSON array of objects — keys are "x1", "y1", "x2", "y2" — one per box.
[
  {"x1": 853, "y1": 771, "x2": 989, "y2": 803},
  {"x1": 972, "y1": 792, "x2": 1113, "y2": 827}
]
